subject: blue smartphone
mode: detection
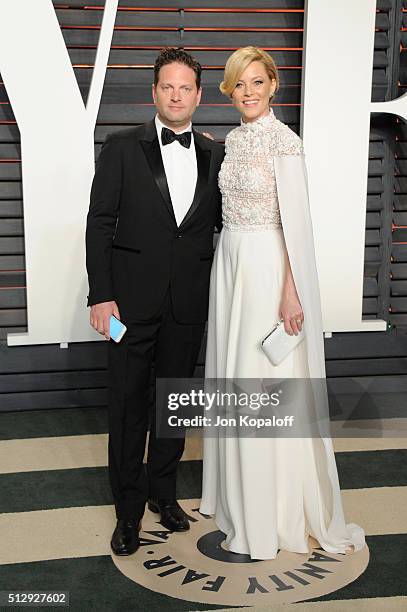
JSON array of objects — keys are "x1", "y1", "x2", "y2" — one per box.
[{"x1": 109, "y1": 315, "x2": 127, "y2": 342}]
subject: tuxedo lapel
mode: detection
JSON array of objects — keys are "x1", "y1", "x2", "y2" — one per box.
[
  {"x1": 140, "y1": 120, "x2": 177, "y2": 227},
  {"x1": 178, "y1": 131, "x2": 211, "y2": 231},
  {"x1": 139, "y1": 121, "x2": 212, "y2": 230}
]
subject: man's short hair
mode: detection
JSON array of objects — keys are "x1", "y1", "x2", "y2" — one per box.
[{"x1": 154, "y1": 47, "x2": 202, "y2": 89}]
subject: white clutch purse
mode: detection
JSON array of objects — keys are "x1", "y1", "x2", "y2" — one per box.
[{"x1": 261, "y1": 319, "x2": 305, "y2": 366}]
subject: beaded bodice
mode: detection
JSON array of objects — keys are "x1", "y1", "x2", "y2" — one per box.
[{"x1": 219, "y1": 107, "x2": 304, "y2": 231}]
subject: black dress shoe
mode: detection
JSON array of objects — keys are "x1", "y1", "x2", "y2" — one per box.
[
  {"x1": 110, "y1": 519, "x2": 140, "y2": 556},
  {"x1": 147, "y1": 499, "x2": 190, "y2": 532}
]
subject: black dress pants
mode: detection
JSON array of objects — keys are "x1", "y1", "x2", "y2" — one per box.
[{"x1": 107, "y1": 289, "x2": 205, "y2": 521}]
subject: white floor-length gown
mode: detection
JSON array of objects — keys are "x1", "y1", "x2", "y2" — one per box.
[{"x1": 199, "y1": 108, "x2": 366, "y2": 560}]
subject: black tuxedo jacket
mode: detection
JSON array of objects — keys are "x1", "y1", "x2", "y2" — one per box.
[{"x1": 85, "y1": 119, "x2": 225, "y2": 324}]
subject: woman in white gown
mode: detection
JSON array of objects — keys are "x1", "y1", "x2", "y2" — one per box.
[{"x1": 199, "y1": 46, "x2": 366, "y2": 560}]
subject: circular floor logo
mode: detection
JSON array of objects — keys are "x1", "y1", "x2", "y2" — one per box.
[{"x1": 112, "y1": 499, "x2": 369, "y2": 606}]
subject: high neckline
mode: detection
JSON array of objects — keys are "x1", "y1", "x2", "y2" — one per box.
[{"x1": 240, "y1": 107, "x2": 277, "y2": 129}]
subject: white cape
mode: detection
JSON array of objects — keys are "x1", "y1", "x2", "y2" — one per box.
[
  {"x1": 274, "y1": 153, "x2": 326, "y2": 378},
  {"x1": 273, "y1": 153, "x2": 366, "y2": 552}
]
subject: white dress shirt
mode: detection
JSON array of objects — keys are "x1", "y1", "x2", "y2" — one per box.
[{"x1": 155, "y1": 114, "x2": 198, "y2": 227}]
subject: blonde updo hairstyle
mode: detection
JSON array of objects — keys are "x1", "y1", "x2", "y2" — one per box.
[{"x1": 220, "y1": 46, "x2": 279, "y2": 101}]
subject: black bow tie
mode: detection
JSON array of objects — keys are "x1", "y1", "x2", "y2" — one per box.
[{"x1": 161, "y1": 127, "x2": 192, "y2": 149}]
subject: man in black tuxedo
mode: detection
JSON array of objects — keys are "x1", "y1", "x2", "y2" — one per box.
[{"x1": 85, "y1": 48, "x2": 224, "y2": 555}]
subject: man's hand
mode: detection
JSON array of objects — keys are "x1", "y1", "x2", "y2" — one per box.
[{"x1": 90, "y1": 301, "x2": 120, "y2": 341}]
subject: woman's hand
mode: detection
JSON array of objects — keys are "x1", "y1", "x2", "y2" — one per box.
[
  {"x1": 279, "y1": 287, "x2": 304, "y2": 336},
  {"x1": 280, "y1": 238, "x2": 304, "y2": 335}
]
